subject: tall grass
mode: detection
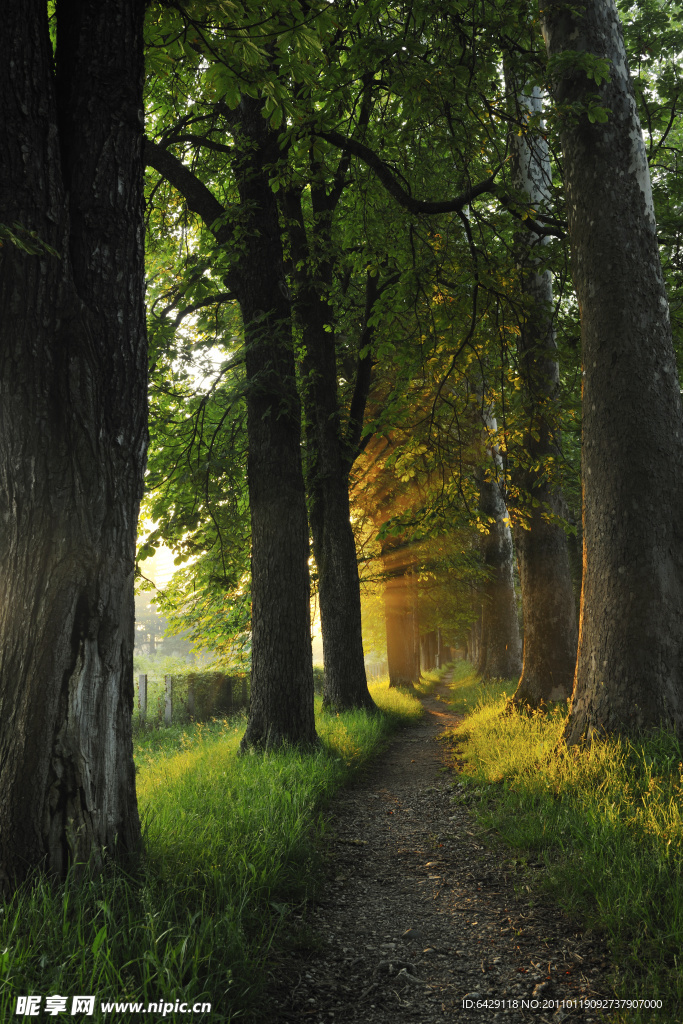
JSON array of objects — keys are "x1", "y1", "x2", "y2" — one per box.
[
  {"x1": 444, "y1": 666, "x2": 683, "y2": 1022},
  {"x1": 0, "y1": 681, "x2": 422, "y2": 1022},
  {"x1": 414, "y1": 663, "x2": 455, "y2": 696}
]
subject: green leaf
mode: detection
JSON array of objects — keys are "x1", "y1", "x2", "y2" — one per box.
[{"x1": 92, "y1": 926, "x2": 107, "y2": 959}]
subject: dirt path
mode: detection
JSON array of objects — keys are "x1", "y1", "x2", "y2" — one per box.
[{"x1": 269, "y1": 679, "x2": 615, "y2": 1023}]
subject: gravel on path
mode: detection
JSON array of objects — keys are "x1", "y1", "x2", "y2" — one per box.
[{"x1": 268, "y1": 680, "x2": 616, "y2": 1023}]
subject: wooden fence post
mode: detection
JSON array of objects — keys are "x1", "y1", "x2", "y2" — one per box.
[
  {"x1": 164, "y1": 675, "x2": 173, "y2": 726},
  {"x1": 138, "y1": 674, "x2": 147, "y2": 720},
  {"x1": 187, "y1": 683, "x2": 195, "y2": 719}
]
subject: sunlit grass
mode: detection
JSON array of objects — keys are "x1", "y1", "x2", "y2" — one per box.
[
  {"x1": 443, "y1": 665, "x2": 683, "y2": 1022},
  {"x1": 0, "y1": 679, "x2": 422, "y2": 1022},
  {"x1": 413, "y1": 662, "x2": 455, "y2": 696},
  {"x1": 137, "y1": 682, "x2": 423, "y2": 905},
  {"x1": 442, "y1": 659, "x2": 512, "y2": 713}
]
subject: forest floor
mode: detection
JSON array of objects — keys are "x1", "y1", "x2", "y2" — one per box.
[{"x1": 268, "y1": 676, "x2": 617, "y2": 1024}]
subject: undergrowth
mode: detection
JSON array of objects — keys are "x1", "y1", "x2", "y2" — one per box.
[
  {"x1": 443, "y1": 665, "x2": 683, "y2": 1023},
  {"x1": 0, "y1": 680, "x2": 422, "y2": 1022},
  {"x1": 132, "y1": 656, "x2": 249, "y2": 728},
  {"x1": 414, "y1": 663, "x2": 453, "y2": 696}
]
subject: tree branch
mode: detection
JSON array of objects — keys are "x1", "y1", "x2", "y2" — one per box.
[
  {"x1": 166, "y1": 292, "x2": 236, "y2": 328},
  {"x1": 495, "y1": 192, "x2": 566, "y2": 239},
  {"x1": 161, "y1": 133, "x2": 234, "y2": 155},
  {"x1": 314, "y1": 129, "x2": 566, "y2": 237},
  {"x1": 144, "y1": 138, "x2": 233, "y2": 241},
  {"x1": 315, "y1": 129, "x2": 501, "y2": 214},
  {"x1": 344, "y1": 270, "x2": 400, "y2": 470},
  {"x1": 326, "y1": 77, "x2": 374, "y2": 212}
]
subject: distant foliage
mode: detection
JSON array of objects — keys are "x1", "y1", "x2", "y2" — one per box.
[
  {"x1": 312, "y1": 666, "x2": 325, "y2": 695},
  {"x1": 133, "y1": 659, "x2": 249, "y2": 729}
]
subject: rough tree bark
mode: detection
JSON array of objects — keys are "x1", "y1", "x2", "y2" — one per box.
[
  {"x1": 232, "y1": 99, "x2": 317, "y2": 749},
  {"x1": 0, "y1": 0, "x2": 146, "y2": 882},
  {"x1": 475, "y1": 413, "x2": 523, "y2": 680},
  {"x1": 146, "y1": 99, "x2": 317, "y2": 749},
  {"x1": 541, "y1": 0, "x2": 683, "y2": 740},
  {"x1": 505, "y1": 70, "x2": 578, "y2": 707}
]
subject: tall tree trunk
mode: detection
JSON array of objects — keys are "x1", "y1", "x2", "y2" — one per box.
[
  {"x1": 309, "y1": 473, "x2": 376, "y2": 712},
  {"x1": 0, "y1": 0, "x2": 146, "y2": 883},
  {"x1": 383, "y1": 548, "x2": 420, "y2": 688},
  {"x1": 421, "y1": 631, "x2": 438, "y2": 672},
  {"x1": 235, "y1": 99, "x2": 317, "y2": 750},
  {"x1": 505, "y1": 69, "x2": 578, "y2": 707},
  {"x1": 566, "y1": 507, "x2": 583, "y2": 624},
  {"x1": 283, "y1": 191, "x2": 376, "y2": 713},
  {"x1": 541, "y1": 0, "x2": 683, "y2": 740},
  {"x1": 476, "y1": 413, "x2": 523, "y2": 680},
  {"x1": 468, "y1": 615, "x2": 482, "y2": 668},
  {"x1": 144, "y1": 114, "x2": 317, "y2": 749}
]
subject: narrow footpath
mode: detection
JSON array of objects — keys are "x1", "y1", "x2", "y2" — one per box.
[{"x1": 269, "y1": 679, "x2": 616, "y2": 1023}]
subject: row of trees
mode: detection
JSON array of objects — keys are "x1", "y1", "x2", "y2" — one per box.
[{"x1": 1, "y1": 0, "x2": 682, "y2": 883}]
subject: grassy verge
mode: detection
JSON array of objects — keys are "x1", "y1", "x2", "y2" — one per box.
[
  {"x1": 442, "y1": 665, "x2": 683, "y2": 1023},
  {"x1": 414, "y1": 663, "x2": 455, "y2": 696},
  {"x1": 0, "y1": 680, "x2": 422, "y2": 1022}
]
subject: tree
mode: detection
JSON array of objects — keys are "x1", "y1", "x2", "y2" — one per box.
[
  {"x1": 306, "y1": 2, "x2": 578, "y2": 697},
  {"x1": 143, "y1": 0, "x2": 386, "y2": 726},
  {"x1": 475, "y1": 411, "x2": 523, "y2": 680},
  {"x1": 144, "y1": 25, "x2": 318, "y2": 746},
  {"x1": 542, "y1": 0, "x2": 683, "y2": 740},
  {"x1": 382, "y1": 543, "x2": 421, "y2": 688},
  {"x1": 0, "y1": 0, "x2": 146, "y2": 882},
  {"x1": 231, "y1": 97, "x2": 318, "y2": 749},
  {"x1": 141, "y1": 0, "x2": 496, "y2": 715},
  {"x1": 504, "y1": 68, "x2": 578, "y2": 707},
  {"x1": 281, "y1": 125, "x2": 381, "y2": 714}
]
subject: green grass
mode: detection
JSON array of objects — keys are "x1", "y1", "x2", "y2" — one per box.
[
  {"x1": 440, "y1": 660, "x2": 511, "y2": 713},
  {"x1": 414, "y1": 662, "x2": 455, "y2": 696},
  {"x1": 442, "y1": 665, "x2": 683, "y2": 1023},
  {"x1": 0, "y1": 680, "x2": 422, "y2": 1022}
]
